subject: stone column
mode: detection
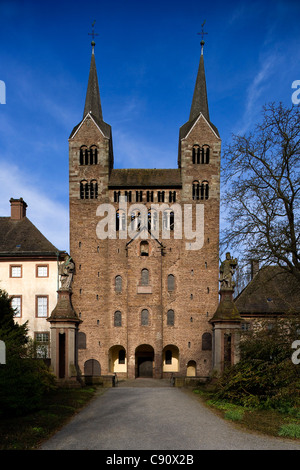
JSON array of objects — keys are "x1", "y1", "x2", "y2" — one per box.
[
  {"x1": 47, "y1": 288, "x2": 82, "y2": 384},
  {"x1": 210, "y1": 253, "x2": 241, "y2": 374}
]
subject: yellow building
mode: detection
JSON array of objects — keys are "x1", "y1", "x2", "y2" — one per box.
[{"x1": 0, "y1": 198, "x2": 65, "y2": 357}]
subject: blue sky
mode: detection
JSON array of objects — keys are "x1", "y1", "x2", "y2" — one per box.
[{"x1": 0, "y1": 0, "x2": 299, "y2": 252}]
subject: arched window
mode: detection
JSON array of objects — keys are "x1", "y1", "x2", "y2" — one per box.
[
  {"x1": 124, "y1": 190, "x2": 132, "y2": 202},
  {"x1": 79, "y1": 146, "x2": 87, "y2": 165},
  {"x1": 90, "y1": 179, "x2": 98, "y2": 199},
  {"x1": 148, "y1": 210, "x2": 152, "y2": 231},
  {"x1": 90, "y1": 145, "x2": 98, "y2": 165},
  {"x1": 170, "y1": 211, "x2": 174, "y2": 231},
  {"x1": 115, "y1": 275, "x2": 122, "y2": 293},
  {"x1": 169, "y1": 191, "x2": 176, "y2": 203},
  {"x1": 192, "y1": 181, "x2": 200, "y2": 200},
  {"x1": 167, "y1": 274, "x2": 175, "y2": 291},
  {"x1": 192, "y1": 144, "x2": 200, "y2": 164},
  {"x1": 167, "y1": 309, "x2": 175, "y2": 326},
  {"x1": 136, "y1": 190, "x2": 143, "y2": 202},
  {"x1": 114, "y1": 191, "x2": 121, "y2": 203},
  {"x1": 79, "y1": 145, "x2": 98, "y2": 165},
  {"x1": 131, "y1": 211, "x2": 141, "y2": 232},
  {"x1": 80, "y1": 180, "x2": 88, "y2": 199},
  {"x1": 116, "y1": 210, "x2": 126, "y2": 232},
  {"x1": 147, "y1": 191, "x2": 154, "y2": 202},
  {"x1": 141, "y1": 268, "x2": 149, "y2": 286},
  {"x1": 114, "y1": 311, "x2": 122, "y2": 327},
  {"x1": 202, "y1": 332, "x2": 212, "y2": 350},
  {"x1": 84, "y1": 147, "x2": 89, "y2": 165},
  {"x1": 162, "y1": 210, "x2": 174, "y2": 231},
  {"x1": 165, "y1": 349, "x2": 172, "y2": 365},
  {"x1": 158, "y1": 190, "x2": 165, "y2": 202},
  {"x1": 150, "y1": 210, "x2": 158, "y2": 233},
  {"x1": 202, "y1": 145, "x2": 210, "y2": 164},
  {"x1": 200, "y1": 181, "x2": 209, "y2": 200},
  {"x1": 78, "y1": 332, "x2": 86, "y2": 349},
  {"x1": 118, "y1": 349, "x2": 125, "y2": 364},
  {"x1": 140, "y1": 241, "x2": 149, "y2": 256},
  {"x1": 141, "y1": 309, "x2": 149, "y2": 326}
]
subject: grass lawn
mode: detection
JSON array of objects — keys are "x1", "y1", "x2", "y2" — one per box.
[
  {"x1": 0, "y1": 385, "x2": 101, "y2": 450},
  {"x1": 192, "y1": 388, "x2": 300, "y2": 440}
]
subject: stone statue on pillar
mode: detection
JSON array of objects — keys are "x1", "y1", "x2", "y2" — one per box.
[
  {"x1": 59, "y1": 255, "x2": 75, "y2": 290},
  {"x1": 48, "y1": 254, "x2": 82, "y2": 383},
  {"x1": 219, "y1": 252, "x2": 237, "y2": 290},
  {"x1": 210, "y1": 252, "x2": 241, "y2": 373}
]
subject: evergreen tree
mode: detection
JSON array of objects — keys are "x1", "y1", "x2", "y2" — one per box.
[
  {"x1": 0, "y1": 289, "x2": 56, "y2": 416},
  {"x1": 0, "y1": 289, "x2": 28, "y2": 358}
]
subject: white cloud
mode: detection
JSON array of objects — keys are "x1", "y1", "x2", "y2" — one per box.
[
  {"x1": 236, "y1": 53, "x2": 277, "y2": 135},
  {"x1": 0, "y1": 161, "x2": 69, "y2": 251}
]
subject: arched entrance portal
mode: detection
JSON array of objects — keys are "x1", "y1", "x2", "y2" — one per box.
[
  {"x1": 108, "y1": 345, "x2": 127, "y2": 374},
  {"x1": 135, "y1": 344, "x2": 154, "y2": 378}
]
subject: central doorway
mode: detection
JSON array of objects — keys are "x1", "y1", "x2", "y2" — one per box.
[{"x1": 135, "y1": 344, "x2": 154, "y2": 378}]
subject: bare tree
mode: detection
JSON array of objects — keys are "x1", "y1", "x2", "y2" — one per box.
[{"x1": 221, "y1": 103, "x2": 300, "y2": 282}]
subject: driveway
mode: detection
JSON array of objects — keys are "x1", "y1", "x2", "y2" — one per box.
[{"x1": 40, "y1": 379, "x2": 300, "y2": 450}]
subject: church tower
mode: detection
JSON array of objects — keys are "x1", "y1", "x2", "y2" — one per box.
[{"x1": 68, "y1": 34, "x2": 221, "y2": 382}]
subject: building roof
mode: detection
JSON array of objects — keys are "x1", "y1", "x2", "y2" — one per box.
[
  {"x1": 108, "y1": 168, "x2": 182, "y2": 188},
  {"x1": 178, "y1": 42, "x2": 219, "y2": 167},
  {"x1": 0, "y1": 216, "x2": 63, "y2": 258},
  {"x1": 235, "y1": 266, "x2": 300, "y2": 316},
  {"x1": 83, "y1": 47, "x2": 103, "y2": 122},
  {"x1": 189, "y1": 45, "x2": 210, "y2": 123}
]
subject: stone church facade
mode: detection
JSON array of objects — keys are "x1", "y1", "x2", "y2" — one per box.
[{"x1": 67, "y1": 38, "x2": 221, "y2": 380}]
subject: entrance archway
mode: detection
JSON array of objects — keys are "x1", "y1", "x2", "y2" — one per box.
[
  {"x1": 135, "y1": 344, "x2": 154, "y2": 378},
  {"x1": 162, "y1": 344, "x2": 179, "y2": 373},
  {"x1": 108, "y1": 345, "x2": 127, "y2": 373},
  {"x1": 187, "y1": 360, "x2": 196, "y2": 377}
]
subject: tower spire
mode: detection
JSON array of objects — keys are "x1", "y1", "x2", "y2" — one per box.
[
  {"x1": 83, "y1": 21, "x2": 103, "y2": 121},
  {"x1": 189, "y1": 23, "x2": 209, "y2": 122}
]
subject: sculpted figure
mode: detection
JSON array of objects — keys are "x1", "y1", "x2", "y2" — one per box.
[
  {"x1": 219, "y1": 252, "x2": 237, "y2": 289},
  {"x1": 59, "y1": 255, "x2": 75, "y2": 289}
]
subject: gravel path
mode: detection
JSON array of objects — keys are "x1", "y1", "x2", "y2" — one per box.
[{"x1": 40, "y1": 379, "x2": 300, "y2": 450}]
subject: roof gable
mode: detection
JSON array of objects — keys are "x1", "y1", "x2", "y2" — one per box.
[{"x1": 69, "y1": 112, "x2": 111, "y2": 140}]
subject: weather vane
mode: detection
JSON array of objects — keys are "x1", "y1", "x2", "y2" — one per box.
[
  {"x1": 198, "y1": 20, "x2": 208, "y2": 43},
  {"x1": 88, "y1": 20, "x2": 99, "y2": 44}
]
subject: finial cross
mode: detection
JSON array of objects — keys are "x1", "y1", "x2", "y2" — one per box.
[
  {"x1": 88, "y1": 20, "x2": 99, "y2": 42},
  {"x1": 198, "y1": 20, "x2": 208, "y2": 42}
]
